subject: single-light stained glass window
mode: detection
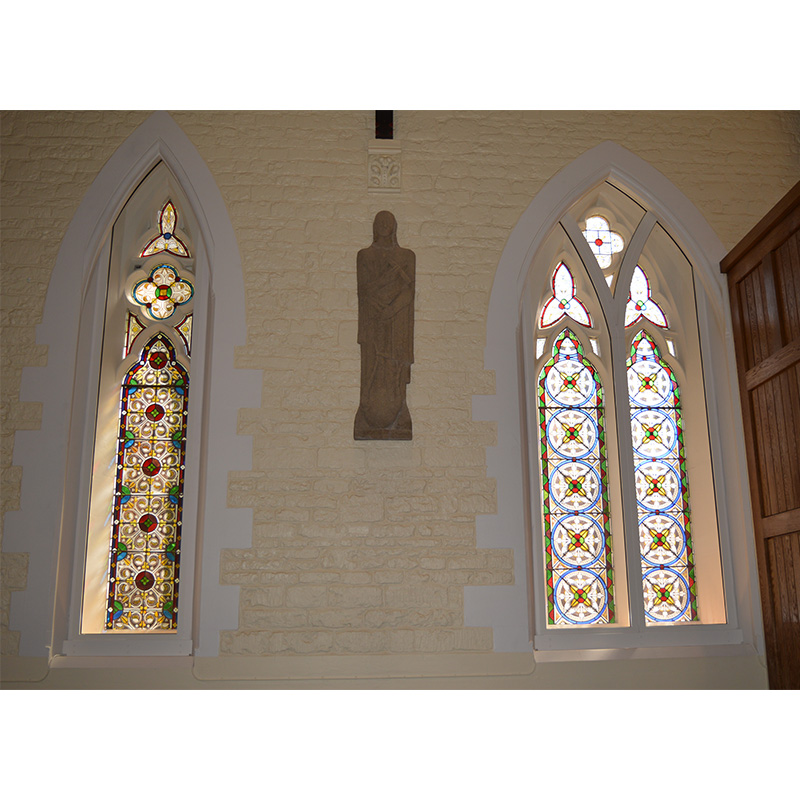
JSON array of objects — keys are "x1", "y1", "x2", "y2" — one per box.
[
  {"x1": 628, "y1": 331, "x2": 698, "y2": 623},
  {"x1": 106, "y1": 333, "x2": 189, "y2": 630},
  {"x1": 538, "y1": 329, "x2": 615, "y2": 625}
]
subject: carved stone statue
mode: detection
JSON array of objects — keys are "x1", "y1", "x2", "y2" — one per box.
[{"x1": 354, "y1": 211, "x2": 415, "y2": 440}]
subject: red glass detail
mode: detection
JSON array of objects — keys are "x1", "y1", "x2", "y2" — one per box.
[
  {"x1": 145, "y1": 403, "x2": 165, "y2": 422},
  {"x1": 156, "y1": 285, "x2": 172, "y2": 300},
  {"x1": 594, "y1": 238, "x2": 604, "y2": 247},
  {"x1": 138, "y1": 513, "x2": 158, "y2": 533},
  {"x1": 149, "y1": 351, "x2": 168, "y2": 370},
  {"x1": 134, "y1": 570, "x2": 156, "y2": 591},
  {"x1": 142, "y1": 457, "x2": 161, "y2": 477}
]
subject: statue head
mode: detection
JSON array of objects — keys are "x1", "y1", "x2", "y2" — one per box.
[{"x1": 372, "y1": 210, "x2": 398, "y2": 245}]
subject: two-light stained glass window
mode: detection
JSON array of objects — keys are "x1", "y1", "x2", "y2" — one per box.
[
  {"x1": 531, "y1": 191, "x2": 714, "y2": 629},
  {"x1": 82, "y1": 167, "x2": 196, "y2": 634}
]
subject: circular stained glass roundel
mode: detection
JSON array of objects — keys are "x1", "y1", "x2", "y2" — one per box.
[
  {"x1": 631, "y1": 409, "x2": 676, "y2": 459},
  {"x1": 145, "y1": 403, "x2": 166, "y2": 422},
  {"x1": 550, "y1": 461, "x2": 601, "y2": 513},
  {"x1": 634, "y1": 461, "x2": 681, "y2": 512},
  {"x1": 643, "y1": 567, "x2": 690, "y2": 622},
  {"x1": 639, "y1": 513, "x2": 687, "y2": 567},
  {"x1": 628, "y1": 361, "x2": 672, "y2": 407},
  {"x1": 551, "y1": 514, "x2": 605, "y2": 569},
  {"x1": 554, "y1": 569, "x2": 609, "y2": 624},
  {"x1": 544, "y1": 361, "x2": 595, "y2": 408},
  {"x1": 546, "y1": 408, "x2": 598, "y2": 459}
]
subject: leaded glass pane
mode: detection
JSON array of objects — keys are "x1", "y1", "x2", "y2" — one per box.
[
  {"x1": 539, "y1": 262, "x2": 593, "y2": 329},
  {"x1": 106, "y1": 334, "x2": 189, "y2": 630},
  {"x1": 582, "y1": 215, "x2": 624, "y2": 270},
  {"x1": 628, "y1": 331, "x2": 698, "y2": 623},
  {"x1": 538, "y1": 329, "x2": 615, "y2": 625}
]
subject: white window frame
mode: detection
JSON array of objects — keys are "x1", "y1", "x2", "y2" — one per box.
[
  {"x1": 469, "y1": 142, "x2": 765, "y2": 659},
  {"x1": 5, "y1": 113, "x2": 260, "y2": 661}
]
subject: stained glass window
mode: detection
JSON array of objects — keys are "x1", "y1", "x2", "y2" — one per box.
[
  {"x1": 83, "y1": 185, "x2": 195, "y2": 636},
  {"x1": 628, "y1": 331, "x2": 698, "y2": 623},
  {"x1": 540, "y1": 262, "x2": 593, "y2": 329},
  {"x1": 106, "y1": 334, "x2": 189, "y2": 630},
  {"x1": 538, "y1": 329, "x2": 615, "y2": 625}
]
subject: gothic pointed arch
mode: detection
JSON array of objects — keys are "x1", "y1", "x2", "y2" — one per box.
[
  {"x1": 470, "y1": 142, "x2": 763, "y2": 655},
  {"x1": 5, "y1": 113, "x2": 259, "y2": 661}
]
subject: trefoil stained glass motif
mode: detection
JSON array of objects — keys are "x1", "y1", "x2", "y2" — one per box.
[
  {"x1": 106, "y1": 334, "x2": 189, "y2": 630},
  {"x1": 628, "y1": 331, "x2": 698, "y2": 623},
  {"x1": 539, "y1": 262, "x2": 593, "y2": 329},
  {"x1": 538, "y1": 329, "x2": 615, "y2": 625},
  {"x1": 140, "y1": 201, "x2": 191, "y2": 258},
  {"x1": 583, "y1": 216, "x2": 624, "y2": 269},
  {"x1": 625, "y1": 265, "x2": 668, "y2": 328}
]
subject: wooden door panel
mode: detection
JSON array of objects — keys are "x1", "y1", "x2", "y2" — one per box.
[
  {"x1": 766, "y1": 531, "x2": 800, "y2": 690},
  {"x1": 750, "y1": 365, "x2": 800, "y2": 517},
  {"x1": 722, "y1": 179, "x2": 800, "y2": 689},
  {"x1": 775, "y1": 230, "x2": 800, "y2": 339}
]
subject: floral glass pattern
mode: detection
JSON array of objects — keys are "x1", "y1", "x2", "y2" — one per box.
[
  {"x1": 539, "y1": 262, "x2": 593, "y2": 329},
  {"x1": 140, "y1": 201, "x2": 190, "y2": 258},
  {"x1": 628, "y1": 331, "x2": 697, "y2": 623},
  {"x1": 175, "y1": 313, "x2": 193, "y2": 356},
  {"x1": 625, "y1": 265, "x2": 668, "y2": 328},
  {"x1": 583, "y1": 216, "x2": 624, "y2": 269},
  {"x1": 124, "y1": 311, "x2": 145, "y2": 359},
  {"x1": 106, "y1": 334, "x2": 189, "y2": 630},
  {"x1": 132, "y1": 264, "x2": 194, "y2": 321},
  {"x1": 538, "y1": 329, "x2": 615, "y2": 625}
]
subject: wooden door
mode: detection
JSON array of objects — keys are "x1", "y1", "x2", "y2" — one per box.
[{"x1": 721, "y1": 179, "x2": 800, "y2": 689}]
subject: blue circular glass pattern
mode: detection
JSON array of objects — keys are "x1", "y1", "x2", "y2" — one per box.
[
  {"x1": 550, "y1": 461, "x2": 602, "y2": 514},
  {"x1": 642, "y1": 567, "x2": 690, "y2": 622},
  {"x1": 639, "y1": 512, "x2": 687, "y2": 568},
  {"x1": 546, "y1": 408, "x2": 598, "y2": 460},
  {"x1": 553, "y1": 569, "x2": 609, "y2": 624},
  {"x1": 551, "y1": 515, "x2": 605, "y2": 569}
]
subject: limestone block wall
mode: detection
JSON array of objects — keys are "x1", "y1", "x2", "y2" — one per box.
[{"x1": 2, "y1": 110, "x2": 799, "y2": 662}]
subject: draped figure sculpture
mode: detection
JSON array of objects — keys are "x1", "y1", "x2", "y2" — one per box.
[{"x1": 355, "y1": 211, "x2": 416, "y2": 440}]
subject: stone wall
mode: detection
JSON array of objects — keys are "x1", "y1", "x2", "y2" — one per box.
[{"x1": 2, "y1": 110, "x2": 798, "y2": 664}]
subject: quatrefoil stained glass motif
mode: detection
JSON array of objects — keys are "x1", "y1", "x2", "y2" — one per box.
[
  {"x1": 582, "y1": 216, "x2": 624, "y2": 269},
  {"x1": 133, "y1": 265, "x2": 194, "y2": 321}
]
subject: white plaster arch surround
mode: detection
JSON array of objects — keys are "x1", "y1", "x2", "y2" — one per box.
[
  {"x1": 469, "y1": 141, "x2": 764, "y2": 655},
  {"x1": 6, "y1": 111, "x2": 260, "y2": 659}
]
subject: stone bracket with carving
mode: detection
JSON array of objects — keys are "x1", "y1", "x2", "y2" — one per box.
[{"x1": 368, "y1": 140, "x2": 401, "y2": 193}]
